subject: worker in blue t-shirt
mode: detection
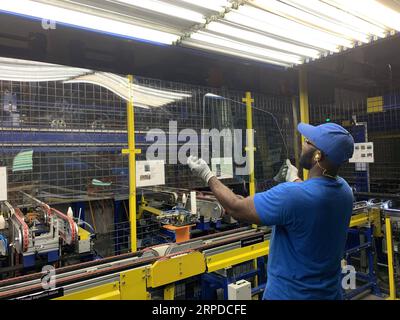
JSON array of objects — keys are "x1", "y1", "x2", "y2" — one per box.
[{"x1": 187, "y1": 122, "x2": 355, "y2": 300}]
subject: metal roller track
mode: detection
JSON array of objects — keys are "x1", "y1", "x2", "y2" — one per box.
[{"x1": 0, "y1": 226, "x2": 252, "y2": 288}]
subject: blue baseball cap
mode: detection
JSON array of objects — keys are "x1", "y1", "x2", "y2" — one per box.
[{"x1": 297, "y1": 122, "x2": 354, "y2": 166}]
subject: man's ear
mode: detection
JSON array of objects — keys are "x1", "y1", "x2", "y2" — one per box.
[{"x1": 313, "y1": 150, "x2": 321, "y2": 162}]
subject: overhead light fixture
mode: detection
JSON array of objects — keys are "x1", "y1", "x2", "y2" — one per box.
[
  {"x1": 65, "y1": 73, "x2": 190, "y2": 108},
  {"x1": 0, "y1": 57, "x2": 91, "y2": 82},
  {"x1": 324, "y1": 0, "x2": 400, "y2": 31},
  {"x1": 204, "y1": 93, "x2": 223, "y2": 98},
  {"x1": 183, "y1": 39, "x2": 292, "y2": 67},
  {"x1": 133, "y1": 84, "x2": 191, "y2": 100},
  {"x1": 58, "y1": 77, "x2": 178, "y2": 107},
  {"x1": 0, "y1": 58, "x2": 191, "y2": 108},
  {"x1": 238, "y1": 5, "x2": 354, "y2": 48},
  {"x1": 281, "y1": 0, "x2": 386, "y2": 38},
  {"x1": 178, "y1": 0, "x2": 231, "y2": 12},
  {"x1": 224, "y1": 11, "x2": 339, "y2": 52},
  {"x1": 190, "y1": 31, "x2": 303, "y2": 64},
  {"x1": 206, "y1": 22, "x2": 321, "y2": 58},
  {"x1": 102, "y1": 73, "x2": 191, "y2": 100},
  {"x1": 134, "y1": 104, "x2": 151, "y2": 109},
  {"x1": 252, "y1": 0, "x2": 369, "y2": 43},
  {"x1": 0, "y1": 0, "x2": 179, "y2": 44},
  {"x1": 116, "y1": 0, "x2": 206, "y2": 23}
]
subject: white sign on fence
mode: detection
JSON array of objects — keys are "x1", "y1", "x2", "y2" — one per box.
[{"x1": 349, "y1": 142, "x2": 374, "y2": 163}]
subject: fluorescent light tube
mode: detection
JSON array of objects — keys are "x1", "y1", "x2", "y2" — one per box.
[
  {"x1": 225, "y1": 11, "x2": 339, "y2": 52},
  {"x1": 253, "y1": 0, "x2": 369, "y2": 42},
  {"x1": 116, "y1": 0, "x2": 205, "y2": 23},
  {"x1": 282, "y1": 0, "x2": 386, "y2": 37},
  {"x1": 0, "y1": 0, "x2": 179, "y2": 44},
  {"x1": 207, "y1": 21, "x2": 321, "y2": 58},
  {"x1": 178, "y1": 0, "x2": 230, "y2": 12},
  {"x1": 238, "y1": 5, "x2": 353, "y2": 48},
  {"x1": 190, "y1": 31, "x2": 303, "y2": 64},
  {"x1": 183, "y1": 39, "x2": 293, "y2": 67}
]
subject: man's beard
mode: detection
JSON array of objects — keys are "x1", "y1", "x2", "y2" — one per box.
[{"x1": 299, "y1": 149, "x2": 314, "y2": 170}]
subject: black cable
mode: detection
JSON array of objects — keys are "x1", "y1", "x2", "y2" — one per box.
[{"x1": 203, "y1": 94, "x2": 289, "y2": 159}]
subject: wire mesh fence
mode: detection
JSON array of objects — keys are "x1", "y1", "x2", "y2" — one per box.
[
  {"x1": 1, "y1": 73, "x2": 295, "y2": 256},
  {"x1": 309, "y1": 89, "x2": 400, "y2": 196},
  {"x1": 4, "y1": 71, "x2": 400, "y2": 256},
  {"x1": 133, "y1": 77, "x2": 295, "y2": 193},
  {"x1": 1, "y1": 77, "x2": 295, "y2": 200}
]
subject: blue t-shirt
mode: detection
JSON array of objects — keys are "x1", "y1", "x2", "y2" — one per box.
[{"x1": 254, "y1": 176, "x2": 353, "y2": 300}]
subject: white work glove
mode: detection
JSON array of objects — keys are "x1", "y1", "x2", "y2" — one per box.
[
  {"x1": 274, "y1": 159, "x2": 300, "y2": 183},
  {"x1": 187, "y1": 156, "x2": 215, "y2": 184},
  {"x1": 285, "y1": 159, "x2": 300, "y2": 182}
]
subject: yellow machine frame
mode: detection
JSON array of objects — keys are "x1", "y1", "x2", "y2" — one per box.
[
  {"x1": 55, "y1": 239, "x2": 270, "y2": 300},
  {"x1": 55, "y1": 204, "x2": 393, "y2": 300}
]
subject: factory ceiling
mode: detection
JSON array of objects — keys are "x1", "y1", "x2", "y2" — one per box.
[
  {"x1": 1, "y1": 1, "x2": 400, "y2": 96},
  {"x1": 1, "y1": 0, "x2": 400, "y2": 68}
]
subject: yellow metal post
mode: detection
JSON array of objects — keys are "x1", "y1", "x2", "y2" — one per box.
[
  {"x1": 291, "y1": 96, "x2": 300, "y2": 169},
  {"x1": 252, "y1": 258, "x2": 259, "y2": 300},
  {"x1": 243, "y1": 92, "x2": 256, "y2": 196},
  {"x1": 243, "y1": 92, "x2": 257, "y2": 229},
  {"x1": 385, "y1": 216, "x2": 396, "y2": 300},
  {"x1": 164, "y1": 284, "x2": 175, "y2": 300},
  {"x1": 127, "y1": 75, "x2": 138, "y2": 252},
  {"x1": 299, "y1": 67, "x2": 310, "y2": 180}
]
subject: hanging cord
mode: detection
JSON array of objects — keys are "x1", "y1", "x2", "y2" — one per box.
[
  {"x1": 252, "y1": 104, "x2": 289, "y2": 159},
  {"x1": 202, "y1": 94, "x2": 289, "y2": 159},
  {"x1": 316, "y1": 160, "x2": 337, "y2": 179},
  {"x1": 88, "y1": 200, "x2": 97, "y2": 233}
]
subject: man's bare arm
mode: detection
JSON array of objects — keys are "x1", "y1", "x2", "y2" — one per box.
[{"x1": 208, "y1": 177, "x2": 261, "y2": 225}]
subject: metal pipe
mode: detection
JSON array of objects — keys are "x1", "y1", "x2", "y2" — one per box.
[
  {"x1": 377, "y1": 262, "x2": 389, "y2": 268},
  {"x1": 355, "y1": 192, "x2": 400, "y2": 200}
]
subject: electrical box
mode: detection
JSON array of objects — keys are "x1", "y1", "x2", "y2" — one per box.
[
  {"x1": 78, "y1": 239, "x2": 91, "y2": 254},
  {"x1": 78, "y1": 227, "x2": 91, "y2": 254},
  {"x1": 227, "y1": 280, "x2": 252, "y2": 300}
]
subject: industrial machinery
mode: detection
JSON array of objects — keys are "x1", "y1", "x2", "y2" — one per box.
[
  {"x1": 186, "y1": 192, "x2": 231, "y2": 228},
  {"x1": 0, "y1": 192, "x2": 94, "y2": 271},
  {"x1": 139, "y1": 187, "x2": 229, "y2": 227},
  {"x1": 0, "y1": 227, "x2": 269, "y2": 300},
  {"x1": 343, "y1": 200, "x2": 383, "y2": 299},
  {"x1": 343, "y1": 198, "x2": 400, "y2": 299},
  {"x1": 0, "y1": 196, "x2": 398, "y2": 300},
  {"x1": 137, "y1": 187, "x2": 237, "y2": 244},
  {"x1": 10, "y1": 199, "x2": 60, "y2": 267}
]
